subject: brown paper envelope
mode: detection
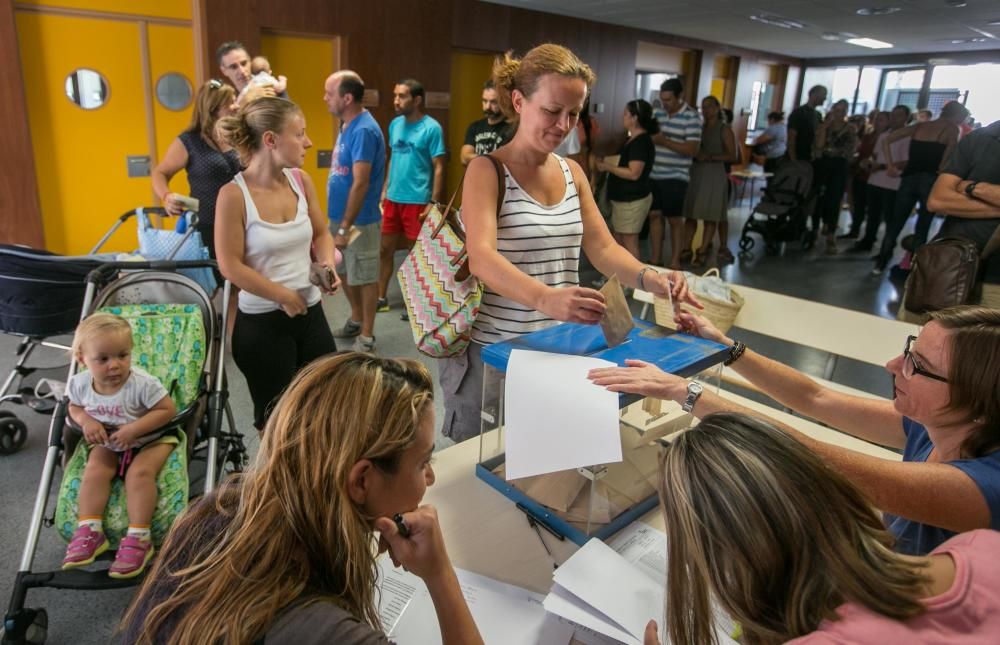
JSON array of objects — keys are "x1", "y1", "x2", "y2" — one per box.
[{"x1": 599, "y1": 274, "x2": 634, "y2": 347}]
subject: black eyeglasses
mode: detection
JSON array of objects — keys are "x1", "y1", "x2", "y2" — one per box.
[
  {"x1": 208, "y1": 79, "x2": 223, "y2": 90},
  {"x1": 902, "y1": 335, "x2": 949, "y2": 383}
]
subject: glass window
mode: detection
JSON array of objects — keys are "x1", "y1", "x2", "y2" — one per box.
[
  {"x1": 880, "y1": 69, "x2": 925, "y2": 111},
  {"x1": 930, "y1": 63, "x2": 998, "y2": 126},
  {"x1": 855, "y1": 67, "x2": 881, "y2": 116},
  {"x1": 156, "y1": 73, "x2": 193, "y2": 111},
  {"x1": 800, "y1": 67, "x2": 836, "y2": 107},
  {"x1": 65, "y1": 69, "x2": 109, "y2": 110},
  {"x1": 831, "y1": 67, "x2": 859, "y2": 108}
]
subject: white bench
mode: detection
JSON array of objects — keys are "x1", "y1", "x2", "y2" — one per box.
[{"x1": 633, "y1": 278, "x2": 921, "y2": 402}]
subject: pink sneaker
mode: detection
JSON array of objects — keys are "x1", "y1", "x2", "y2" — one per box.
[
  {"x1": 108, "y1": 535, "x2": 155, "y2": 579},
  {"x1": 62, "y1": 525, "x2": 110, "y2": 569}
]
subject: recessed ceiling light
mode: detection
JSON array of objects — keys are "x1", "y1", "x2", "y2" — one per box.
[
  {"x1": 856, "y1": 6, "x2": 901, "y2": 16},
  {"x1": 948, "y1": 37, "x2": 988, "y2": 43},
  {"x1": 821, "y1": 32, "x2": 842, "y2": 41},
  {"x1": 846, "y1": 37, "x2": 894, "y2": 49},
  {"x1": 989, "y1": 20, "x2": 1000, "y2": 26},
  {"x1": 749, "y1": 13, "x2": 805, "y2": 29},
  {"x1": 946, "y1": 0, "x2": 968, "y2": 7}
]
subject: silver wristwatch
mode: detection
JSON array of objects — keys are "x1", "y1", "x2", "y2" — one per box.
[
  {"x1": 336, "y1": 227, "x2": 347, "y2": 237},
  {"x1": 681, "y1": 381, "x2": 704, "y2": 413}
]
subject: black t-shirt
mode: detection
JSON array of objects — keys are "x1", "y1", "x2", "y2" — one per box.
[
  {"x1": 936, "y1": 120, "x2": 1000, "y2": 283},
  {"x1": 463, "y1": 118, "x2": 511, "y2": 156},
  {"x1": 787, "y1": 104, "x2": 820, "y2": 161},
  {"x1": 607, "y1": 133, "x2": 656, "y2": 202}
]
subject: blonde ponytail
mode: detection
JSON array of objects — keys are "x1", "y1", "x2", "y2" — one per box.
[
  {"x1": 217, "y1": 96, "x2": 301, "y2": 166},
  {"x1": 490, "y1": 44, "x2": 596, "y2": 125}
]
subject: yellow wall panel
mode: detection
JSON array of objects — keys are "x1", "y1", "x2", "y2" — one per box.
[
  {"x1": 17, "y1": 12, "x2": 151, "y2": 254},
  {"x1": 149, "y1": 23, "x2": 195, "y2": 194},
  {"x1": 447, "y1": 51, "x2": 496, "y2": 200},
  {"x1": 18, "y1": 0, "x2": 190, "y2": 20},
  {"x1": 259, "y1": 33, "x2": 339, "y2": 208}
]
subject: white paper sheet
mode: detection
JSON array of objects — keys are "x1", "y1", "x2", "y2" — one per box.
[
  {"x1": 377, "y1": 558, "x2": 573, "y2": 645},
  {"x1": 552, "y1": 538, "x2": 662, "y2": 642},
  {"x1": 504, "y1": 350, "x2": 622, "y2": 480},
  {"x1": 543, "y1": 583, "x2": 639, "y2": 645},
  {"x1": 609, "y1": 522, "x2": 739, "y2": 645}
]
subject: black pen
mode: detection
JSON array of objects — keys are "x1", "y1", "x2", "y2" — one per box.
[{"x1": 392, "y1": 513, "x2": 410, "y2": 538}]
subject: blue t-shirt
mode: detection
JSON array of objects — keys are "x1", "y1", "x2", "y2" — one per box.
[
  {"x1": 327, "y1": 110, "x2": 386, "y2": 227},
  {"x1": 386, "y1": 114, "x2": 446, "y2": 205},
  {"x1": 884, "y1": 417, "x2": 1000, "y2": 555}
]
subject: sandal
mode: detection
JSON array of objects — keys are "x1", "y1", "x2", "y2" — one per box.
[
  {"x1": 679, "y1": 249, "x2": 693, "y2": 264},
  {"x1": 691, "y1": 251, "x2": 706, "y2": 268},
  {"x1": 718, "y1": 247, "x2": 735, "y2": 265}
]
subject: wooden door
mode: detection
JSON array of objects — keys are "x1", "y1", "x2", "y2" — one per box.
[
  {"x1": 447, "y1": 51, "x2": 497, "y2": 201},
  {"x1": 259, "y1": 32, "x2": 340, "y2": 207}
]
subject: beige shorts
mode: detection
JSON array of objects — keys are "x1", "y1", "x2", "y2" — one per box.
[
  {"x1": 611, "y1": 194, "x2": 653, "y2": 235},
  {"x1": 333, "y1": 221, "x2": 381, "y2": 285}
]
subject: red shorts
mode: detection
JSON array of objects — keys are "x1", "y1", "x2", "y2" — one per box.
[{"x1": 381, "y1": 199, "x2": 426, "y2": 241}]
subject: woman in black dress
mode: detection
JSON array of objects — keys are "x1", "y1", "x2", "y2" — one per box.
[{"x1": 152, "y1": 80, "x2": 241, "y2": 260}]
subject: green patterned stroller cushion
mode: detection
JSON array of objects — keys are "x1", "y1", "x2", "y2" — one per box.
[
  {"x1": 54, "y1": 303, "x2": 205, "y2": 547},
  {"x1": 99, "y1": 303, "x2": 207, "y2": 410},
  {"x1": 55, "y1": 432, "x2": 189, "y2": 548}
]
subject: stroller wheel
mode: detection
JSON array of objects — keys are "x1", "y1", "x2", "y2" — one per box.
[
  {"x1": 765, "y1": 242, "x2": 781, "y2": 256},
  {"x1": 738, "y1": 237, "x2": 755, "y2": 251},
  {"x1": 0, "y1": 417, "x2": 27, "y2": 455},
  {"x1": 1, "y1": 607, "x2": 47, "y2": 644}
]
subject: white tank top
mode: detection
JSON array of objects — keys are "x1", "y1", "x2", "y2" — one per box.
[
  {"x1": 472, "y1": 155, "x2": 583, "y2": 344},
  {"x1": 232, "y1": 169, "x2": 320, "y2": 314}
]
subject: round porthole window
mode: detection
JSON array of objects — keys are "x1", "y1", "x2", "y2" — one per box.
[
  {"x1": 65, "y1": 68, "x2": 109, "y2": 110},
  {"x1": 156, "y1": 72, "x2": 193, "y2": 111}
]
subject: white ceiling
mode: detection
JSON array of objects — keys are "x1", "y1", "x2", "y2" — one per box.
[{"x1": 484, "y1": 0, "x2": 1000, "y2": 59}]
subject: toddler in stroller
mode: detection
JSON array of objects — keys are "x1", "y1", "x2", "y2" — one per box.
[{"x1": 61, "y1": 313, "x2": 176, "y2": 579}]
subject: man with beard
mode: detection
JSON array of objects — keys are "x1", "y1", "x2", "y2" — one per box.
[
  {"x1": 460, "y1": 79, "x2": 511, "y2": 165},
  {"x1": 378, "y1": 78, "x2": 446, "y2": 316}
]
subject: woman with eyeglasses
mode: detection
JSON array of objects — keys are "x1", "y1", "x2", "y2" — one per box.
[
  {"x1": 152, "y1": 79, "x2": 241, "y2": 262},
  {"x1": 589, "y1": 305, "x2": 1000, "y2": 556}
]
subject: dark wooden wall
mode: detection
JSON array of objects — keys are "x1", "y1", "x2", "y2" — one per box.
[
  {"x1": 0, "y1": 0, "x2": 44, "y2": 247},
  {"x1": 197, "y1": 0, "x2": 453, "y2": 139}
]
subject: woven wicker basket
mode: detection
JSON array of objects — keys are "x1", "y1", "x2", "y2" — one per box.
[{"x1": 655, "y1": 268, "x2": 744, "y2": 333}]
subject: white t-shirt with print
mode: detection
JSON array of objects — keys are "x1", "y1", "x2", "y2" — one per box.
[{"x1": 67, "y1": 367, "x2": 168, "y2": 452}]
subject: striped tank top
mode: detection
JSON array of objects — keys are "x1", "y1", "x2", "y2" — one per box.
[{"x1": 471, "y1": 155, "x2": 583, "y2": 344}]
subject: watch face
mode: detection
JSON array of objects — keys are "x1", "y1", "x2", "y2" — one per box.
[{"x1": 688, "y1": 382, "x2": 704, "y2": 395}]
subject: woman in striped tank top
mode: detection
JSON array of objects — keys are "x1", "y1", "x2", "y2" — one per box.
[{"x1": 438, "y1": 44, "x2": 700, "y2": 442}]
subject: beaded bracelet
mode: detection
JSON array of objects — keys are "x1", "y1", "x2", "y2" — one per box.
[
  {"x1": 724, "y1": 340, "x2": 747, "y2": 366},
  {"x1": 637, "y1": 266, "x2": 655, "y2": 291}
]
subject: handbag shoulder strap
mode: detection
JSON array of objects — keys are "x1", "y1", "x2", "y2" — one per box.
[
  {"x1": 980, "y1": 221, "x2": 1000, "y2": 260},
  {"x1": 484, "y1": 154, "x2": 506, "y2": 217}
]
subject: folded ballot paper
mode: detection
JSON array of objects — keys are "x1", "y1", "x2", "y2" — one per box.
[
  {"x1": 377, "y1": 557, "x2": 574, "y2": 645},
  {"x1": 544, "y1": 522, "x2": 739, "y2": 645}
]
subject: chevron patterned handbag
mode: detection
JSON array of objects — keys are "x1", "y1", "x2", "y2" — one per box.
[{"x1": 398, "y1": 156, "x2": 504, "y2": 357}]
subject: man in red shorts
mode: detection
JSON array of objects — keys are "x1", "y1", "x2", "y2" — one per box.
[{"x1": 379, "y1": 78, "x2": 446, "y2": 316}]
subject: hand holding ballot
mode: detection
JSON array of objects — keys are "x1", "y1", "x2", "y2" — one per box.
[
  {"x1": 648, "y1": 269, "x2": 700, "y2": 305},
  {"x1": 535, "y1": 286, "x2": 606, "y2": 324}
]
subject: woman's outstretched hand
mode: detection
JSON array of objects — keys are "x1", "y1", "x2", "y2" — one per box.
[{"x1": 588, "y1": 359, "x2": 686, "y2": 402}]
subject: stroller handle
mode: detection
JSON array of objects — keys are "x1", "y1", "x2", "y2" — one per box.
[
  {"x1": 86, "y1": 259, "x2": 219, "y2": 284},
  {"x1": 117, "y1": 207, "x2": 200, "y2": 228}
]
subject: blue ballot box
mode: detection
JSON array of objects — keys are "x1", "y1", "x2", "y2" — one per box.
[{"x1": 475, "y1": 319, "x2": 729, "y2": 545}]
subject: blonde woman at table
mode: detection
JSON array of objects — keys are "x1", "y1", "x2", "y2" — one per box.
[
  {"x1": 642, "y1": 412, "x2": 1000, "y2": 645},
  {"x1": 445, "y1": 43, "x2": 700, "y2": 443},
  {"x1": 120, "y1": 354, "x2": 483, "y2": 645},
  {"x1": 589, "y1": 305, "x2": 1000, "y2": 557}
]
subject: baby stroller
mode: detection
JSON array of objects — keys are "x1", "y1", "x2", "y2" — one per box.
[
  {"x1": 0, "y1": 208, "x2": 204, "y2": 455},
  {"x1": 737, "y1": 160, "x2": 815, "y2": 256},
  {"x1": 2, "y1": 259, "x2": 247, "y2": 645}
]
